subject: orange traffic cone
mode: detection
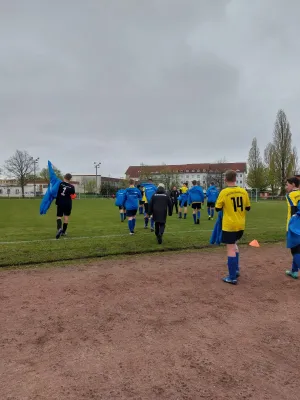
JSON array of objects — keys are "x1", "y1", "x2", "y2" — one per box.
[{"x1": 249, "y1": 239, "x2": 260, "y2": 247}]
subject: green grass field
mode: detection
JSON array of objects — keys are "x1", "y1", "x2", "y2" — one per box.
[{"x1": 0, "y1": 198, "x2": 287, "y2": 267}]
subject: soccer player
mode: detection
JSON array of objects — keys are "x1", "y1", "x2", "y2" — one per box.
[
  {"x1": 149, "y1": 183, "x2": 172, "y2": 244},
  {"x1": 206, "y1": 182, "x2": 219, "y2": 220},
  {"x1": 55, "y1": 173, "x2": 76, "y2": 239},
  {"x1": 122, "y1": 179, "x2": 142, "y2": 235},
  {"x1": 170, "y1": 186, "x2": 180, "y2": 214},
  {"x1": 188, "y1": 180, "x2": 205, "y2": 224},
  {"x1": 143, "y1": 178, "x2": 157, "y2": 231},
  {"x1": 179, "y1": 182, "x2": 188, "y2": 219},
  {"x1": 115, "y1": 188, "x2": 126, "y2": 222},
  {"x1": 215, "y1": 170, "x2": 251, "y2": 284},
  {"x1": 285, "y1": 176, "x2": 300, "y2": 279}
]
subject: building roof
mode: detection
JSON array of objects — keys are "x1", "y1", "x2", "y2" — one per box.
[{"x1": 125, "y1": 163, "x2": 247, "y2": 178}]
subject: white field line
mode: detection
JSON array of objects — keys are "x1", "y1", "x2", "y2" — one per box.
[{"x1": 0, "y1": 226, "x2": 271, "y2": 245}]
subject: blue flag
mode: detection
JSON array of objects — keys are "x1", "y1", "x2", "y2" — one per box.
[
  {"x1": 40, "y1": 161, "x2": 62, "y2": 215},
  {"x1": 210, "y1": 211, "x2": 223, "y2": 245}
]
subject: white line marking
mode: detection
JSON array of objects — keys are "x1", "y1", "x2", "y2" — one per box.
[{"x1": 0, "y1": 227, "x2": 264, "y2": 245}]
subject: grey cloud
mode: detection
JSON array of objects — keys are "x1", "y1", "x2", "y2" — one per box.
[{"x1": 0, "y1": 0, "x2": 299, "y2": 176}]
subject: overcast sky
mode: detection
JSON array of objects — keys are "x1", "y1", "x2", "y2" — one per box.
[{"x1": 0, "y1": 0, "x2": 299, "y2": 177}]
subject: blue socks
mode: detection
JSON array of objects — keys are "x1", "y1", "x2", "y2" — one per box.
[
  {"x1": 120, "y1": 213, "x2": 124, "y2": 222},
  {"x1": 292, "y1": 254, "x2": 300, "y2": 272},
  {"x1": 227, "y1": 257, "x2": 237, "y2": 280},
  {"x1": 211, "y1": 209, "x2": 214, "y2": 218},
  {"x1": 144, "y1": 216, "x2": 149, "y2": 227},
  {"x1": 132, "y1": 218, "x2": 136, "y2": 230},
  {"x1": 197, "y1": 211, "x2": 200, "y2": 219},
  {"x1": 150, "y1": 218, "x2": 154, "y2": 229},
  {"x1": 179, "y1": 212, "x2": 182, "y2": 218},
  {"x1": 193, "y1": 214, "x2": 196, "y2": 223},
  {"x1": 184, "y1": 213, "x2": 187, "y2": 219},
  {"x1": 207, "y1": 208, "x2": 211, "y2": 216},
  {"x1": 128, "y1": 220, "x2": 133, "y2": 232},
  {"x1": 236, "y1": 252, "x2": 239, "y2": 273}
]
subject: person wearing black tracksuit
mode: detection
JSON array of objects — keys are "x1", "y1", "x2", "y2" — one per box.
[
  {"x1": 149, "y1": 183, "x2": 173, "y2": 244},
  {"x1": 170, "y1": 186, "x2": 180, "y2": 214}
]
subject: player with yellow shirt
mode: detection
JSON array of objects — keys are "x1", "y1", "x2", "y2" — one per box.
[
  {"x1": 215, "y1": 170, "x2": 251, "y2": 284},
  {"x1": 178, "y1": 182, "x2": 188, "y2": 219},
  {"x1": 285, "y1": 176, "x2": 300, "y2": 279}
]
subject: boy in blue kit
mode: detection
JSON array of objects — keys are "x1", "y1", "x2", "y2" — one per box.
[
  {"x1": 285, "y1": 177, "x2": 300, "y2": 279},
  {"x1": 123, "y1": 180, "x2": 142, "y2": 235},
  {"x1": 215, "y1": 170, "x2": 251, "y2": 284},
  {"x1": 188, "y1": 180, "x2": 205, "y2": 224},
  {"x1": 115, "y1": 189, "x2": 126, "y2": 222},
  {"x1": 206, "y1": 182, "x2": 219, "y2": 220},
  {"x1": 178, "y1": 183, "x2": 188, "y2": 219}
]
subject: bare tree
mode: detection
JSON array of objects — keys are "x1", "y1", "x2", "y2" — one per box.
[
  {"x1": 247, "y1": 138, "x2": 266, "y2": 190},
  {"x1": 138, "y1": 163, "x2": 151, "y2": 182},
  {"x1": 159, "y1": 163, "x2": 180, "y2": 190},
  {"x1": 273, "y1": 109, "x2": 296, "y2": 195},
  {"x1": 4, "y1": 150, "x2": 35, "y2": 197}
]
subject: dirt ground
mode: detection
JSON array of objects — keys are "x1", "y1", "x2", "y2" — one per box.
[{"x1": 1, "y1": 244, "x2": 300, "y2": 400}]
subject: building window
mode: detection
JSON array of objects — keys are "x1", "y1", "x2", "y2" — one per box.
[
  {"x1": 15, "y1": 189, "x2": 20, "y2": 194},
  {"x1": 0, "y1": 189, "x2": 2, "y2": 194},
  {"x1": 240, "y1": 174, "x2": 242, "y2": 178},
  {"x1": 186, "y1": 175, "x2": 189, "y2": 178},
  {"x1": 197, "y1": 175, "x2": 200, "y2": 178}
]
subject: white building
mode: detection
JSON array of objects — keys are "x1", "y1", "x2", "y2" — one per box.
[
  {"x1": 0, "y1": 178, "x2": 80, "y2": 198},
  {"x1": 125, "y1": 162, "x2": 247, "y2": 189}
]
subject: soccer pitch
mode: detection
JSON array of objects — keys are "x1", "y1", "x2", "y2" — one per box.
[{"x1": 0, "y1": 198, "x2": 287, "y2": 267}]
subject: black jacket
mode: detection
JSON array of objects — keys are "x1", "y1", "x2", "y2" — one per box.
[
  {"x1": 149, "y1": 187, "x2": 173, "y2": 223},
  {"x1": 170, "y1": 189, "x2": 179, "y2": 202}
]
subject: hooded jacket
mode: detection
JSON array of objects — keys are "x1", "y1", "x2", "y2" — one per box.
[
  {"x1": 206, "y1": 185, "x2": 219, "y2": 203},
  {"x1": 188, "y1": 185, "x2": 205, "y2": 205},
  {"x1": 148, "y1": 186, "x2": 173, "y2": 223},
  {"x1": 123, "y1": 186, "x2": 142, "y2": 211}
]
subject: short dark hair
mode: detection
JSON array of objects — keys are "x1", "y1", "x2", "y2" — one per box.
[
  {"x1": 64, "y1": 173, "x2": 72, "y2": 181},
  {"x1": 192, "y1": 180, "x2": 197, "y2": 185},
  {"x1": 129, "y1": 179, "x2": 135, "y2": 185},
  {"x1": 210, "y1": 182, "x2": 214, "y2": 185},
  {"x1": 225, "y1": 170, "x2": 237, "y2": 183},
  {"x1": 148, "y1": 178, "x2": 153, "y2": 182},
  {"x1": 287, "y1": 176, "x2": 300, "y2": 187}
]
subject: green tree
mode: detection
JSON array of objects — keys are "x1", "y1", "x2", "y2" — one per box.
[
  {"x1": 85, "y1": 179, "x2": 97, "y2": 193},
  {"x1": 247, "y1": 138, "x2": 267, "y2": 190},
  {"x1": 264, "y1": 143, "x2": 279, "y2": 195},
  {"x1": 100, "y1": 182, "x2": 116, "y2": 196},
  {"x1": 272, "y1": 109, "x2": 297, "y2": 195},
  {"x1": 4, "y1": 150, "x2": 35, "y2": 197},
  {"x1": 39, "y1": 165, "x2": 63, "y2": 183}
]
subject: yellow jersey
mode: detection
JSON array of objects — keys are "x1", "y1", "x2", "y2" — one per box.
[
  {"x1": 286, "y1": 190, "x2": 300, "y2": 230},
  {"x1": 180, "y1": 186, "x2": 188, "y2": 194},
  {"x1": 215, "y1": 186, "x2": 250, "y2": 232},
  {"x1": 142, "y1": 190, "x2": 147, "y2": 203}
]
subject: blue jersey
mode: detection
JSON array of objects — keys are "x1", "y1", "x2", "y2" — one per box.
[
  {"x1": 206, "y1": 186, "x2": 219, "y2": 203},
  {"x1": 115, "y1": 189, "x2": 126, "y2": 207},
  {"x1": 123, "y1": 187, "x2": 142, "y2": 211},
  {"x1": 188, "y1": 185, "x2": 204, "y2": 204},
  {"x1": 142, "y1": 183, "x2": 157, "y2": 203}
]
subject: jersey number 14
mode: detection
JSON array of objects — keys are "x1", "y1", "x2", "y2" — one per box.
[{"x1": 231, "y1": 196, "x2": 243, "y2": 212}]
